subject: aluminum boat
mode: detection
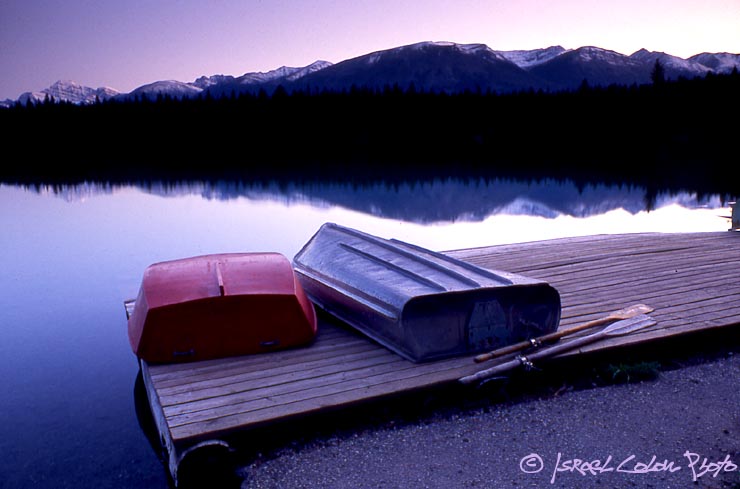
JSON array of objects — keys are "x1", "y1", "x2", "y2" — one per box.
[{"x1": 293, "y1": 223, "x2": 561, "y2": 362}]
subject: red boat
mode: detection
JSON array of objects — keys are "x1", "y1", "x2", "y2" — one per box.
[{"x1": 127, "y1": 252, "x2": 317, "y2": 363}]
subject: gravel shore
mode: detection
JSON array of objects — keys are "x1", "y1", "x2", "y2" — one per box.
[{"x1": 227, "y1": 335, "x2": 740, "y2": 489}]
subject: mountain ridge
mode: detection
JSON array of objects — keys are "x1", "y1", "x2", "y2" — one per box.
[{"x1": 4, "y1": 42, "x2": 739, "y2": 106}]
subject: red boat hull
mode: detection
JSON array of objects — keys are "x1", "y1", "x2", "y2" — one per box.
[{"x1": 128, "y1": 253, "x2": 317, "y2": 363}]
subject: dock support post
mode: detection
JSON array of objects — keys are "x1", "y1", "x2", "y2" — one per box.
[{"x1": 140, "y1": 361, "x2": 232, "y2": 486}]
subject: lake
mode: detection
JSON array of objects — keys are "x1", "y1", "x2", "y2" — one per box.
[{"x1": 0, "y1": 178, "x2": 734, "y2": 488}]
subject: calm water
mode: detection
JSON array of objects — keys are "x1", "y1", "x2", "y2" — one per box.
[{"x1": 0, "y1": 179, "x2": 734, "y2": 488}]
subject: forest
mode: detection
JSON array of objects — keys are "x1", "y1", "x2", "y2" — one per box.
[{"x1": 1, "y1": 70, "x2": 738, "y2": 197}]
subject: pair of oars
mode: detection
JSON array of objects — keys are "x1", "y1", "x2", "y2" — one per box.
[{"x1": 460, "y1": 303, "x2": 655, "y2": 385}]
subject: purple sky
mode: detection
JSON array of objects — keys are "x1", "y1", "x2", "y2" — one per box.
[{"x1": 2, "y1": 0, "x2": 739, "y2": 100}]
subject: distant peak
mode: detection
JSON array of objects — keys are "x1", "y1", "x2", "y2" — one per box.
[
  {"x1": 496, "y1": 45, "x2": 567, "y2": 68},
  {"x1": 45, "y1": 80, "x2": 88, "y2": 92},
  {"x1": 401, "y1": 41, "x2": 491, "y2": 52},
  {"x1": 571, "y1": 46, "x2": 629, "y2": 61},
  {"x1": 307, "y1": 60, "x2": 333, "y2": 68},
  {"x1": 577, "y1": 46, "x2": 608, "y2": 53},
  {"x1": 633, "y1": 48, "x2": 670, "y2": 57},
  {"x1": 407, "y1": 41, "x2": 456, "y2": 49},
  {"x1": 358, "y1": 41, "x2": 515, "y2": 67},
  {"x1": 235, "y1": 60, "x2": 333, "y2": 85}
]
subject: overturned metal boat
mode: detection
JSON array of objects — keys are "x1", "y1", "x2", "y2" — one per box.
[
  {"x1": 293, "y1": 223, "x2": 561, "y2": 362},
  {"x1": 127, "y1": 252, "x2": 317, "y2": 363}
]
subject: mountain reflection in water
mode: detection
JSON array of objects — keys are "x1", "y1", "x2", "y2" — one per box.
[{"x1": 28, "y1": 177, "x2": 734, "y2": 225}]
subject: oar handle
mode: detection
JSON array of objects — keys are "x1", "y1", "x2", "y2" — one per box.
[
  {"x1": 473, "y1": 317, "x2": 611, "y2": 363},
  {"x1": 526, "y1": 330, "x2": 604, "y2": 361},
  {"x1": 473, "y1": 339, "x2": 537, "y2": 363},
  {"x1": 459, "y1": 356, "x2": 526, "y2": 385}
]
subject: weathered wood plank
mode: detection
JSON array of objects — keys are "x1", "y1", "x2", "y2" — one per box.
[
  {"x1": 149, "y1": 329, "x2": 366, "y2": 384},
  {"x1": 164, "y1": 354, "x2": 414, "y2": 426},
  {"x1": 168, "y1": 354, "x2": 482, "y2": 439},
  {"x1": 563, "y1": 277, "x2": 737, "y2": 309},
  {"x1": 156, "y1": 341, "x2": 380, "y2": 396},
  {"x1": 160, "y1": 348, "x2": 399, "y2": 410},
  {"x1": 451, "y1": 232, "x2": 737, "y2": 270},
  {"x1": 152, "y1": 335, "x2": 372, "y2": 389},
  {"x1": 140, "y1": 361, "x2": 185, "y2": 484},
  {"x1": 464, "y1": 246, "x2": 735, "y2": 280}
]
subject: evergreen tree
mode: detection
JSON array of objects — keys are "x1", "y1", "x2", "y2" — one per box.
[
  {"x1": 272, "y1": 85, "x2": 288, "y2": 98},
  {"x1": 651, "y1": 59, "x2": 666, "y2": 85}
]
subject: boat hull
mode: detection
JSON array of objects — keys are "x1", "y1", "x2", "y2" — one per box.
[
  {"x1": 293, "y1": 223, "x2": 561, "y2": 362},
  {"x1": 128, "y1": 253, "x2": 317, "y2": 363}
]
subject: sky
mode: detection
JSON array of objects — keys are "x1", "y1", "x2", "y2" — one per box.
[{"x1": 1, "y1": 0, "x2": 739, "y2": 100}]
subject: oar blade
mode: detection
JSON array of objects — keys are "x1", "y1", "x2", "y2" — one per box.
[
  {"x1": 612, "y1": 303, "x2": 654, "y2": 319},
  {"x1": 602, "y1": 314, "x2": 656, "y2": 336}
]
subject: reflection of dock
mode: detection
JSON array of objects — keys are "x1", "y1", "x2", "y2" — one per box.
[{"x1": 134, "y1": 231, "x2": 740, "y2": 484}]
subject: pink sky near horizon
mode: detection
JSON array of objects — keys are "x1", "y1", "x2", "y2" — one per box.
[{"x1": 1, "y1": 0, "x2": 739, "y2": 100}]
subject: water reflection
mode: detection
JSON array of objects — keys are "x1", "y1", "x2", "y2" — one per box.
[
  {"x1": 133, "y1": 371, "x2": 167, "y2": 464},
  {"x1": 14, "y1": 179, "x2": 734, "y2": 258},
  {"x1": 24, "y1": 178, "x2": 734, "y2": 225}
]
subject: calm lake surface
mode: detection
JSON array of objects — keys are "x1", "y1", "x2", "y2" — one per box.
[{"x1": 0, "y1": 179, "x2": 734, "y2": 488}]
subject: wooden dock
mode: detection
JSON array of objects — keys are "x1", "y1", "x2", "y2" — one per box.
[{"x1": 135, "y1": 231, "x2": 740, "y2": 484}]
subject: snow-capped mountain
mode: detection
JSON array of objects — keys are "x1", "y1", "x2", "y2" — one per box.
[
  {"x1": 251, "y1": 42, "x2": 739, "y2": 94},
  {"x1": 688, "y1": 52, "x2": 740, "y2": 73},
  {"x1": 630, "y1": 49, "x2": 710, "y2": 78},
  {"x1": 282, "y1": 60, "x2": 334, "y2": 81},
  {"x1": 237, "y1": 66, "x2": 308, "y2": 85},
  {"x1": 192, "y1": 74, "x2": 237, "y2": 89},
  {"x1": 496, "y1": 46, "x2": 568, "y2": 68},
  {"x1": 14, "y1": 80, "x2": 119, "y2": 106},
  {"x1": 186, "y1": 62, "x2": 333, "y2": 91},
  {"x1": 528, "y1": 46, "x2": 651, "y2": 89},
  {"x1": 5, "y1": 42, "x2": 739, "y2": 107},
  {"x1": 122, "y1": 80, "x2": 203, "y2": 100},
  {"x1": 235, "y1": 60, "x2": 333, "y2": 85},
  {"x1": 283, "y1": 41, "x2": 535, "y2": 94},
  {"x1": 190, "y1": 60, "x2": 334, "y2": 97}
]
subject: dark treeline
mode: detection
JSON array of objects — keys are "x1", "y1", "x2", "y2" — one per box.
[{"x1": 1, "y1": 71, "x2": 738, "y2": 196}]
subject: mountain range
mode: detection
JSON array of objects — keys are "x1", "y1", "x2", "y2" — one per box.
[{"x1": 5, "y1": 41, "x2": 739, "y2": 107}]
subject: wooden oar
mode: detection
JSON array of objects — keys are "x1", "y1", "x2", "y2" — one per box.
[
  {"x1": 460, "y1": 314, "x2": 656, "y2": 385},
  {"x1": 473, "y1": 303, "x2": 654, "y2": 363}
]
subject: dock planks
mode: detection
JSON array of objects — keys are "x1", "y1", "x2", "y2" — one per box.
[{"x1": 138, "y1": 231, "x2": 740, "y2": 482}]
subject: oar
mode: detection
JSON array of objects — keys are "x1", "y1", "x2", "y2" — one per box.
[
  {"x1": 473, "y1": 303, "x2": 654, "y2": 363},
  {"x1": 459, "y1": 314, "x2": 656, "y2": 385}
]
